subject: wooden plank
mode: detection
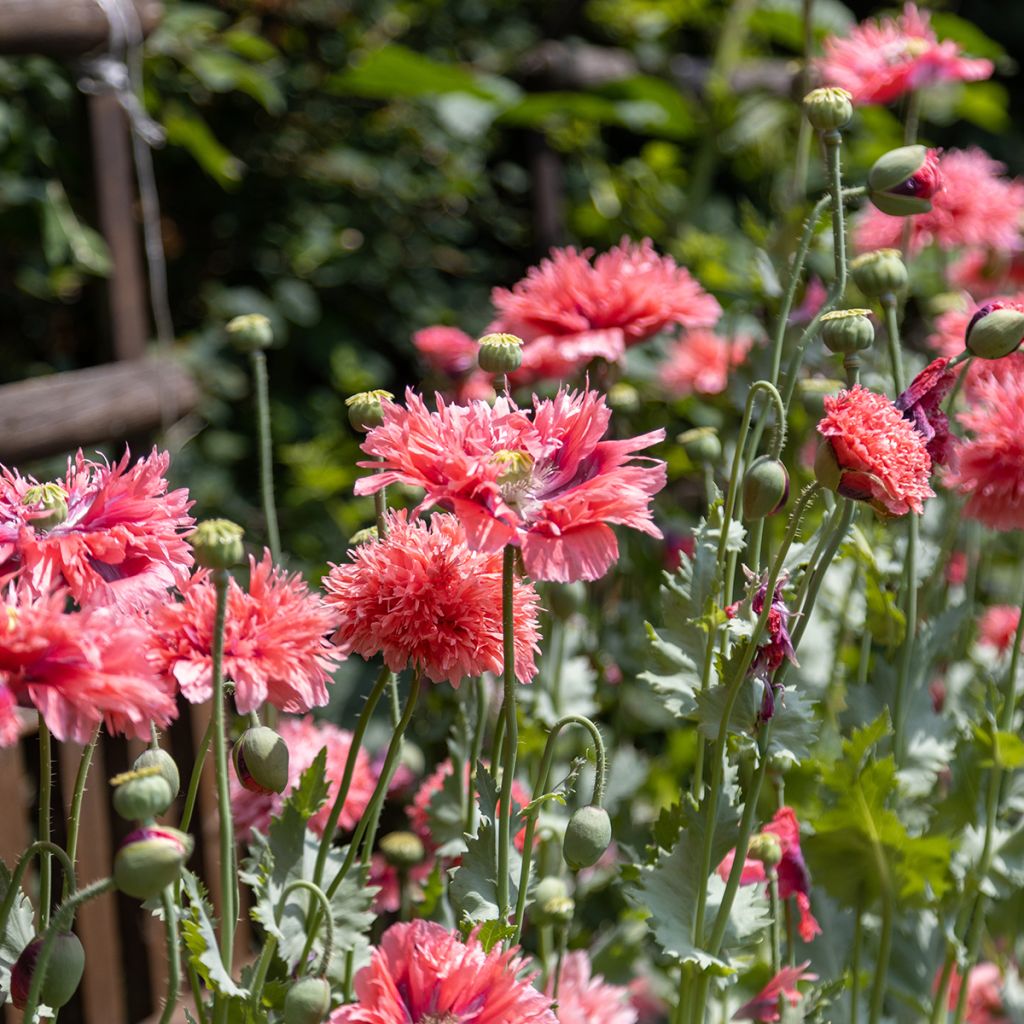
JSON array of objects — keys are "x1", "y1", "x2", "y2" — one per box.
[{"x1": 0, "y1": 0, "x2": 162, "y2": 57}]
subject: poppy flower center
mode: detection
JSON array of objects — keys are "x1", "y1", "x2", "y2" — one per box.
[
  {"x1": 491, "y1": 449, "x2": 536, "y2": 508},
  {"x1": 22, "y1": 482, "x2": 69, "y2": 531}
]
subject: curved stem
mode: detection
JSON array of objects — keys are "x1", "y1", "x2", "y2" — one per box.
[
  {"x1": 280, "y1": 879, "x2": 335, "y2": 977},
  {"x1": 158, "y1": 887, "x2": 181, "y2": 1024},
  {"x1": 250, "y1": 350, "x2": 280, "y2": 563},
  {"x1": 38, "y1": 716, "x2": 52, "y2": 929},
  {"x1": 180, "y1": 715, "x2": 215, "y2": 834},
  {"x1": 0, "y1": 841, "x2": 77, "y2": 939},
  {"x1": 64, "y1": 725, "x2": 101, "y2": 900},
  {"x1": 496, "y1": 544, "x2": 519, "y2": 924}
]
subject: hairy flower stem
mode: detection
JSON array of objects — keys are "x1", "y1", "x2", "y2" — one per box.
[
  {"x1": 0, "y1": 841, "x2": 76, "y2": 938},
  {"x1": 38, "y1": 716, "x2": 52, "y2": 929},
  {"x1": 64, "y1": 725, "x2": 101, "y2": 900},
  {"x1": 250, "y1": 349, "x2": 281, "y2": 563},
  {"x1": 881, "y1": 295, "x2": 906, "y2": 394},
  {"x1": 467, "y1": 677, "x2": 488, "y2": 836},
  {"x1": 496, "y1": 544, "x2": 519, "y2": 925},
  {"x1": 768, "y1": 868, "x2": 782, "y2": 979},
  {"x1": 158, "y1": 887, "x2": 181, "y2": 1024}
]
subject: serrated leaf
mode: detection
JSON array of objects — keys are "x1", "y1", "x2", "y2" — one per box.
[
  {"x1": 181, "y1": 871, "x2": 248, "y2": 998},
  {"x1": 476, "y1": 764, "x2": 500, "y2": 824},
  {"x1": 426, "y1": 758, "x2": 470, "y2": 857},
  {"x1": 0, "y1": 861, "x2": 35, "y2": 1002},
  {"x1": 286, "y1": 747, "x2": 329, "y2": 821},
  {"x1": 449, "y1": 816, "x2": 521, "y2": 926},
  {"x1": 474, "y1": 920, "x2": 517, "y2": 951}
]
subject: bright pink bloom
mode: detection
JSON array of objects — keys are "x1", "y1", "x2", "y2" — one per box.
[
  {"x1": 718, "y1": 808, "x2": 822, "y2": 944},
  {"x1": 355, "y1": 388, "x2": 666, "y2": 582},
  {"x1": 0, "y1": 448, "x2": 193, "y2": 610},
  {"x1": 943, "y1": 963, "x2": 1009, "y2": 1024},
  {"x1": 324, "y1": 512, "x2": 541, "y2": 686},
  {"x1": 230, "y1": 714, "x2": 375, "y2": 840},
  {"x1": 0, "y1": 582, "x2": 176, "y2": 745},
  {"x1": 490, "y1": 238, "x2": 720, "y2": 383},
  {"x1": 148, "y1": 551, "x2": 342, "y2": 714},
  {"x1": 549, "y1": 951, "x2": 637, "y2": 1024},
  {"x1": 329, "y1": 920, "x2": 557, "y2": 1024},
  {"x1": 950, "y1": 249, "x2": 1024, "y2": 300},
  {"x1": 661, "y1": 329, "x2": 753, "y2": 398},
  {"x1": 979, "y1": 606, "x2": 1022, "y2": 655},
  {"x1": 944, "y1": 359, "x2": 1024, "y2": 530},
  {"x1": 895, "y1": 357, "x2": 957, "y2": 466},
  {"x1": 856, "y1": 149, "x2": 1024, "y2": 255},
  {"x1": 732, "y1": 962, "x2": 818, "y2": 1022},
  {"x1": 818, "y1": 3, "x2": 992, "y2": 105}
]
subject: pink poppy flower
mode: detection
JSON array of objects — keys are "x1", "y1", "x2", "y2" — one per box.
[
  {"x1": 490, "y1": 238, "x2": 721, "y2": 384},
  {"x1": 626, "y1": 976, "x2": 668, "y2": 1024},
  {"x1": 979, "y1": 606, "x2": 1021, "y2": 655},
  {"x1": 324, "y1": 512, "x2": 541, "y2": 686},
  {"x1": 661, "y1": 329, "x2": 753, "y2": 398},
  {"x1": 0, "y1": 582, "x2": 176, "y2": 745},
  {"x1": 229, "y1": 714, "x2": 376, "y2": 841},
  {"x1": 368, "y1": 853, "x2": 434, "y2": 914},
  {"x1": 895, "y1": 357, "x2": 957, "y2": 466},
  {"x1": 718, "y1": 808, "x2": 822, "y2": 944},
  {"x1": 0, "y1": 448, "x2": 194, "y2": 610},
  {"x1": 942, "y1": 963, "x2": 1009, "y2": 1024},
  {"x1": 732, "y1": 962, "x2": 818, "y2": 1022},
  {"x1": 950, "y1": 249, "x2": 1024, "y2": 300},
  {"x1": 148, "y1": 551, "x2": 343, "y2": 714},
  {"x1": 818, "y1": 3, "x2": 992, "y2": 105},
  {"x1": 549, "y1": 950, "x2": 637, "y2": 1024},
  {"x1": 329, "y1": 920, "x2": 557, "y2": 1024},
  {"x1": 354, "y1": 388, "x2": 666, "y2": 582},
  {"x1": 856, "y1": 149, "x2": 1024, "y2": 255}
]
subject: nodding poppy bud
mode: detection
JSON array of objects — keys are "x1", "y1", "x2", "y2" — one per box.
[
  {"x1": 677, "y1": 426, "x2": 722, "y2": 465},
  {"x1": 226, "y1": 313, "x2": 274, "y2": 352},
  {"x1": 803, "y1": 87, "x2": 853, "y2": 134},
  {"x1": 747, "y1": 833, "x2": 784, "y2": 868},
  {"x1": 114, "y1": 827, "x2": 193, "y2": 900},
  {"x1": 283, "y1": 976, "x2": 332, "y2": 1024},
  {"x1": 868, "y1": 146, "x2": 942, "y2": 216},
  {"x1": 346, "y1": 390, "x2": 393, "y2": 432},
  {"x1": 112, "y1": 766, "x2": 175, "y2": 821},
  {"x1": 547, "y1": 580, "x2": 587, "y2": 621},
  {"x1": 821, "y1": 309, "x2": 875, "y2": 355},
  {"x1": 477, "y1": 332, "x2": 524, "y2": 374},
  {"x1": 562, "y1": 805, "x2": 612, "y2": 870},
  {"x1": 530, "y1": 876, "x2": 575, "y2": 926},
  {"x1": 851, "y1": 249, "x2": 908, "y2": 299},
  {"x1": 22, "y1": 483, "x2": 69, "y2": 531},
  {"x1": 133, "y1": 748, "x2": 181, "y2": 801},
  {"x1": 233, "y1": 726, "x2": 290, "y2": 795},
  {"x1": 11, "y1": 932, "x2": 85, "y2": 1010},
  {"x1": 192, "y1": 519, "x2": 244, "y2": 570},
  {"x1": 965, "y1": 302, "x2": 1024, "y2": 360},
  {"x1": 379, "y1": 830, "x2": 426, "y2": 869},
  {"x1": 742, "y1": 457, "x2": 790, "y2": 520}
]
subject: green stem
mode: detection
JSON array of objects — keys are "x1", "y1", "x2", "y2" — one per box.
[
  {"x1": 38, "y1": 716, "x2": 52, "y2": 929},
  {"x1": 496, "y1": 544, "x2": 519, "y2": 924},
  {"x1": 180, "y1": 715, "x2": 215, "y2": 834},
  {"x1": 64, "y1": 726, "x2": 101, "y2": 899},
  {"x1": 0, "y1": 841, "x2": 76, "y2": 939},
  {"x1": 250, "y1": 350, "x2": 281, "y2": 562},
  {"x1": 867, "y1": 881, "x2": 894, "y2": 1024},
  {"x1": 768, "y1": 868, "x2": 782, "y2": 977},
  {"x1": 881, "y1": 294, "x2": 906, "y2": 394},
  {"x1": 903, "y1": 89, "x2": 921, "y2": 146},
  {"x1": 467, "y1": 677, "x2": 488, "y2": 836},
  {"x1": 374, "y1": 456, "x2": 389, "y2": 539},
  {"x1": 893, "y1": 513, "x2": 918, "y2": 761},
  {"x1": 850, "y1": 897, "x2": 863, "y2": 1024},
  {"x1": 158, "y1": 888, "x2": 181, "y2": 1024}
]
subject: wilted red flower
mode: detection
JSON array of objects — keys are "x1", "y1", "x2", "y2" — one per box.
[
  {"x1": 978, "y1": 606, "x2": 1022, "y2": 655},
  {"x1": 490, "y1": 238, "x2": 720, "y2": 383},
  {"x1": 942, "y1": 963, "x2": 1009, "y2": 1024},
  {"x1": 732, "y1": 962, "x2": 818, "y2": 1022},
  {"x1": 661, "y1": 329, "x2": 753, "y2": 398},
  {"x1": 148, "y1": 551, "x2": 343, "y2": 714},
  {"x1": 818, "y1": 3, "x2": 992, "y2": 105},
  {"x1": 895, "y1": 357, "x2": 957, "y2": 466},
  {"x1": 817, "y1": 385, "x2": 934, "y2": 516},
  {"x1": 324, "y1": 512, "x2": 541, "y2": 686},
  {"x1": 549, "y1": 950, "x2": 637, "y2": 1024},
  {"x1": 0, "y1": 448, "x2": 193, "y2": 610},
  {"x1": 355, "y1": 388, "x2": 666, "y2": 582},
  {"x1": 0, "y1": 582, "x2": 176, "y2": 745},
  {"x1": 856, "y1": 149, "x2": 1024, "y2": 255},
  {"x1": 718, "y1": 808, "x2": 822, "y2": 944},
  {"x1": 329, "y1": 920, "x2": 557, "y2": 1024}
]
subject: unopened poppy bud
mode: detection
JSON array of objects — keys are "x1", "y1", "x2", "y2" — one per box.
[
  {"x1": 868, "y1": 146, "x2": 942, "y2": 216},
  {"x1": 233, "y1": 726, "x2": 290, "y2": 795},
  {"x1": 562, "y1": 805, "x2": 612, "y2": 870},
  {"x1": 797, "y1": 379, "x2": 844, "y2": 415},
  {"x1": 284, "y1": 976, "x2": 332, "y2": 1024},
  {"x1": 548, "y1": 580, "x2": 587, "y2": 620},
  {"x1": 11, "y1": 932, "x2": 85, "y2": 1010},
  {"x1": 192, "y1": 519, "x2": 244, "y2": 570},
  {"x1": 607, "y1": 382, "x2": 640, "y2": 413},
  {"x1": 133, "y1": 748, "x2": 181, "y2": 800},
  {"x1": 803, "y1": 87, "x2": 853, "y2": 134},
  {"x1": 112, "y1": 766, "x2": 175, "y2": 821},
  {"x1": 851, "y1": 249, "x2": 908, "y2": 298},
  {"x1": 965, "y1": 302, "x2": 1024, "y2": 359},
  {"x1": 379, "y1": 830, "x2": 425, "y2": 869},
  {"x1": 22, "y1": 483, "x2": 69, "y2": 531},
  {"x1": 346, "y1": 390, "x2": 393, "y2": 432},
  {"x1": 813, "y1": 440, "x2": 843, "y2": 493},
  {"x1": 530, "y1": 876, "x2": 575, "y2": 926},
  {"x1": 114, "y1": 826, "x2": 193, "y2": 899},
  {"x1": 477, "y1": 332, "x2": 524, "y2": 374},
  {"x1": 348, "y1": 526, "x2": 379, "y2": 546},
  {"x1": 226, "y1": 313, "x2": 273, "y2": 352},
  {"x1": 748, "y1": 832, "x2": 783, "y2": 867},
  {"x1": 677, "y1": 427, "x2": 722, "y2": 465},
  {"x1": 821, "y1": 309, "x2": 875, "y2": 354},
  {"x1": 742, "y1": 457, "x2": 790, "y2": 520}
]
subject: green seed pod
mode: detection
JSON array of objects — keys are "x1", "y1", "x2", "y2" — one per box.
[
  {"x1": 11, "y1": 932, "x2": 85, "y2": 1010},
  {"x1": 547, "y1": 580, "x2": 587, "y2": 620},
  {"x1": 132, "y1": 748, "x2": 181, "y2": 801},
  {"x1": 192, "y1": 519, "x2": 244, "y2": 570},
  {"x1": 821, "y1": 309, "x2": 875, "y2": 355},
  {"x1": 802, "y1": 87, "x2": 853, "y2": 134},
  {"x1": 677, "y1": 427, "x2": 722, "y2": 465},
  {"x1": 225, "y1": 313, "x2": 274, "y2": 352},
  {"x1": 379, "y1": 830, "x2": 426, "y2": 869},
  {"x1": 114, "y1": 827, "x2": 193, "y2": 900},
  {"x1": 868, "y1": 145, "x2": 939, "y2": 216},
  {"x1": 477, "y1": 332, "x2": 524, "y2": 374},
  {"x1": 113, "y1": 773, "x2": 174, "y2": 822},
  {"x1": 850, "y1": 249, "x2": 908, "y2": 299},
  {"x1": 284, "y1": 976, "x2": 332, "y2": 1024},
  {"x1": 530, "y1": 876, "x2": 575, "y2": 926},
  {"x1": 742, "y1": 457, "x2": 790, "y2": 520},
  {"x1": 747, "y1": 833, "x2": 783, "y2": 868},
  {"x1": 965, "y1": 303, "x2": 1024, "y2": 360},
  {"x1": 346, "y1": 390, "x2": 394, "y2": 432},
  {"x1": 233, "y1": 726, "x2": 290, "y2": 795},
  {"x1": 607, "y1": 382, "x2": 640, "y2": 413},
  {"x1": 21, "y1": 483, "x2": 69, "y2": 531},
  {"x1": 562, "y1": 805, "x2": 612, "y2": 870}
]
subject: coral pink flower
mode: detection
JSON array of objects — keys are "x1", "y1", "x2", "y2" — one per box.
[
  {"x1": 856, "y1": 149, "x2": 1024, "y2": 255},
  {"x1": 979, "y1": 606, "x2": 1021, "y2": 655},
  {"x1": 355, "y1": 388, "x2": 666, "y2": 582},
  {"x1": 950, "y1": 249, "x2": 1024, "y2": 300},
  {"x1": 413, "y1": 326, "x2": 496, "y2": 403},
  {"x1": 817, "y1": 3, "x2": 992, "y2": 105},
  {"x1": 942, "y1": 963, "x2": 1009, "y2": 1024},
  {"x1": 661, "y1": 329, "x2": 753, "y2": 398},
  {"x1": 329, "y1": 920, "x2": 557, "y2": 1024},
  {"x1": 0, "y1": 448, "x2": 193, "y2": 610},
  {"x1": 732, "y1": 962, "x2": 818, "y2": 1022},
  {"x1": 324, "y1": 512, "x2": 541, "y2": 686},
  {"x1": 549, "y1": 951, "x2": 637, "y2": 1024},
  {"x1": 148, "y1": 551, "x2": 342, "y2": 714},
  {"x1": 896, "y1": 357, "x2": 957, "y2": 466},
  {"x1": 490, "y1": 238, "x2": 720, "y2": 383},
  {"x1": 627, "y1": 977, "x2": 667, "y2": 1024},
  {"x1": 230, "y1": 715, "x2": 375, "y2": 840},
  {"x1": 368, "y1": 853, "x2": 434, "y2": 914},
  {"x1": 944, "y1": 359, "x2": 1024, "y2": 530},
  {"x1": 0, "y1": 583, "x2": 176, "y2": 745},
  {"x1": 718, "y1": 808, "x2": 822, "y2": 944},
  {"x1": 817, "y1": 385, "x2": 934, "y2": 516}
]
